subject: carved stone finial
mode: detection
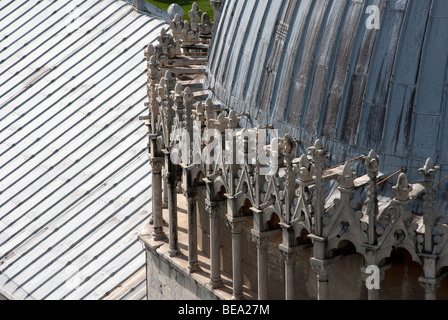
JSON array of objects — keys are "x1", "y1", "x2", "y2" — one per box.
[
  {"x1": 173, "y1": 12, "x2": 182, "y2": 23},
  {"x1": 202, "y1": 12, "x2": 211, "y2": 24},
  {"x1": 204, "y1": 98, "x2": 216, "y2": 128},
  {"x1": 211, "y1": 113, "x2": 227, "y2": 133},
  {"x1": 419, "y1": 158, "x2": 439, "y2": 178},
  {"x1": 293, "y1": 154, "x2": 316, "y2": 183},
  {"x1": 170, "y1": 13, "x2": 184, "y2": 41},
  {"x1": 364, "y1": 150, "x2": 379, "y2": 245},
  {"x1": 419, "y1": 158, "x2": 439, "y2": 253},
  {"x1": 193, "y1": 100, "x2": 205, "y2": 123},
  {"x1": 164, "y1": 69, "x2": 172, "y2": 80},
  {"x1": 181, "y1": 20, "x2": 196, "y2": 41},
  {"x1": 175, "y1": 82, "x2": 184, "y2": 97},
  {"x1": 173, "y1": 82, "x2": 184, "y2": 112},
  {"x1": 158, "y1": 28, "x2": 177, "y2": 58},
  {"x1": 315, "y1": 139, "x2": 324, "y2": 151},
  {"x1": 153, "y1": 43, "x2": 164, "y2": 63},
  {"x1": 226, "y1": 110, "x2": 240, "y2": 129},
  {"x1": 145, "y1": 43, "x2": 155, "y2": 60},
  {"x1": 158, "y1": 28, "x2": 168, "y2": 52},
  {"x1": 308, "y1": 139, "x2": 327, "y2": 236},
  {"x1": 157, "y1": 77, "x2": 166, "y2": 99},
  {"x1": 164, "y1": 70, "x2": 175, "y2": 91},
  {"x1": 182, "y1": 86, "x2": 194, "y2": 103},
  {"x1": 364, "y1": 150, "x2": 379, "y2": 175},
  {"x1": 392, "y1": 173, "x2": 413, "y2": 202},
  {"x1": 188, "y1": 2, "x2": 202, "y2": 31},
  {"x1": 279, "y1": 134, "x2": 296, "y2": 157},
  {"x1": 149, "y1": 54, "x2": 157, "y2": 66},
  {"x1": 148, "y1": 55, "x2": 159, "y2": 82},
  {"x1": 308, "y1": 139, "x2": 327, "y2": 164},
  {"x1": 182, "y1": 87, "x2": 194, "y2": 134},
  {"x1": 201, "y1": 12, "x2": 213, "y2": 34},
  {"x1": 339, "y1": 163, "x2": 355, "y2": 190},
  {"x1": 293, "y1": 154, "x2": 314, "y2": 184},
  {"x1": 299, "y1": 154, "x2": 310, "y2": 168}
]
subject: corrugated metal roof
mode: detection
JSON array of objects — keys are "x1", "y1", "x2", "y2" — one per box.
[
  {"x1": 0, "y1": 0, "x2": 166, "y2": 299},
  {"x1": 205, "y1": 0, "x2": 448, "y2": 191}
]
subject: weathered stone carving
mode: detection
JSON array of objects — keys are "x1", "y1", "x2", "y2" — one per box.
[
  {"x1": 181, "y1": 20, "x2": 196, "y2": 42},
  {"x1": 364, "y1": 150, "x2": 379, "y2": 245},
  {"x1": 140, "y1": 4, "x2": 448, "y2": 300},
  {"x1": 308, "y1": 139, "x2": 327, "y2": 237},
  {"x1": 200, "y1": 12, "x2": 213, "y2": 35},
  {"x1": 188, "y1": 2, "x2": 202, "y2": 32},
  {"x1": 170, "y1": 14, "x2": 184, "y2": 43}
]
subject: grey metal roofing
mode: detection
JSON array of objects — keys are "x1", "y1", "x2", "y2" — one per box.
[
  {"x1": 0, "y1": 0, "x2": 166, "y2": 299},
  {"x1": 205, "y1": 0, "x2": 448, "y2": 191}
]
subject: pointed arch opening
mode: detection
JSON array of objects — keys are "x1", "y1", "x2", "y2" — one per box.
[
  {"x1": 295, "y1": 228, "x2": 312, "y2": 246},
  {"x1": 328, "y1": 240, "x2": 357, "y2": 258},
  {"x1": 325, "y1": 240, "x2": 367, "y2": 300},
  {"x1": 379, "y1": 248, "x2": 424, "y2": 300},
  {"x1": 240, "y1": 198, "x2": 253, "y2": 216},
  {"x1": 267, "y1": 212, "x2": 281, "y2": 231},
  {"x1": 216, "y1": 185, "x2": 227, "y2": 201}
]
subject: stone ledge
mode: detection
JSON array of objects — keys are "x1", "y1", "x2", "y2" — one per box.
[
  {"x1": 140, "y1": 236, "x2": 239, "y2": 300},
  {"x1": 139, "y1": 203, "x2": 257, "y2": 300}
]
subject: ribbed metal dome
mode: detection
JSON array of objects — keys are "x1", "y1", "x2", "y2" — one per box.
[{"x1": 205, "y1": 0, "x2": 448, "y2": 189}]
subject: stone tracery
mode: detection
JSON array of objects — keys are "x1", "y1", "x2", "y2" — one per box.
[{"x1": 139, "y1": 1, "x2": 448, "y2": 301}]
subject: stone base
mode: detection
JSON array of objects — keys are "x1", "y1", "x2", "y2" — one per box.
[
  {"x1": 138, "y1": 193, "x2": 257, "y2": 301},
  {"x1": 140, "y1": 234, "x2": 254, "y2": 300}
]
